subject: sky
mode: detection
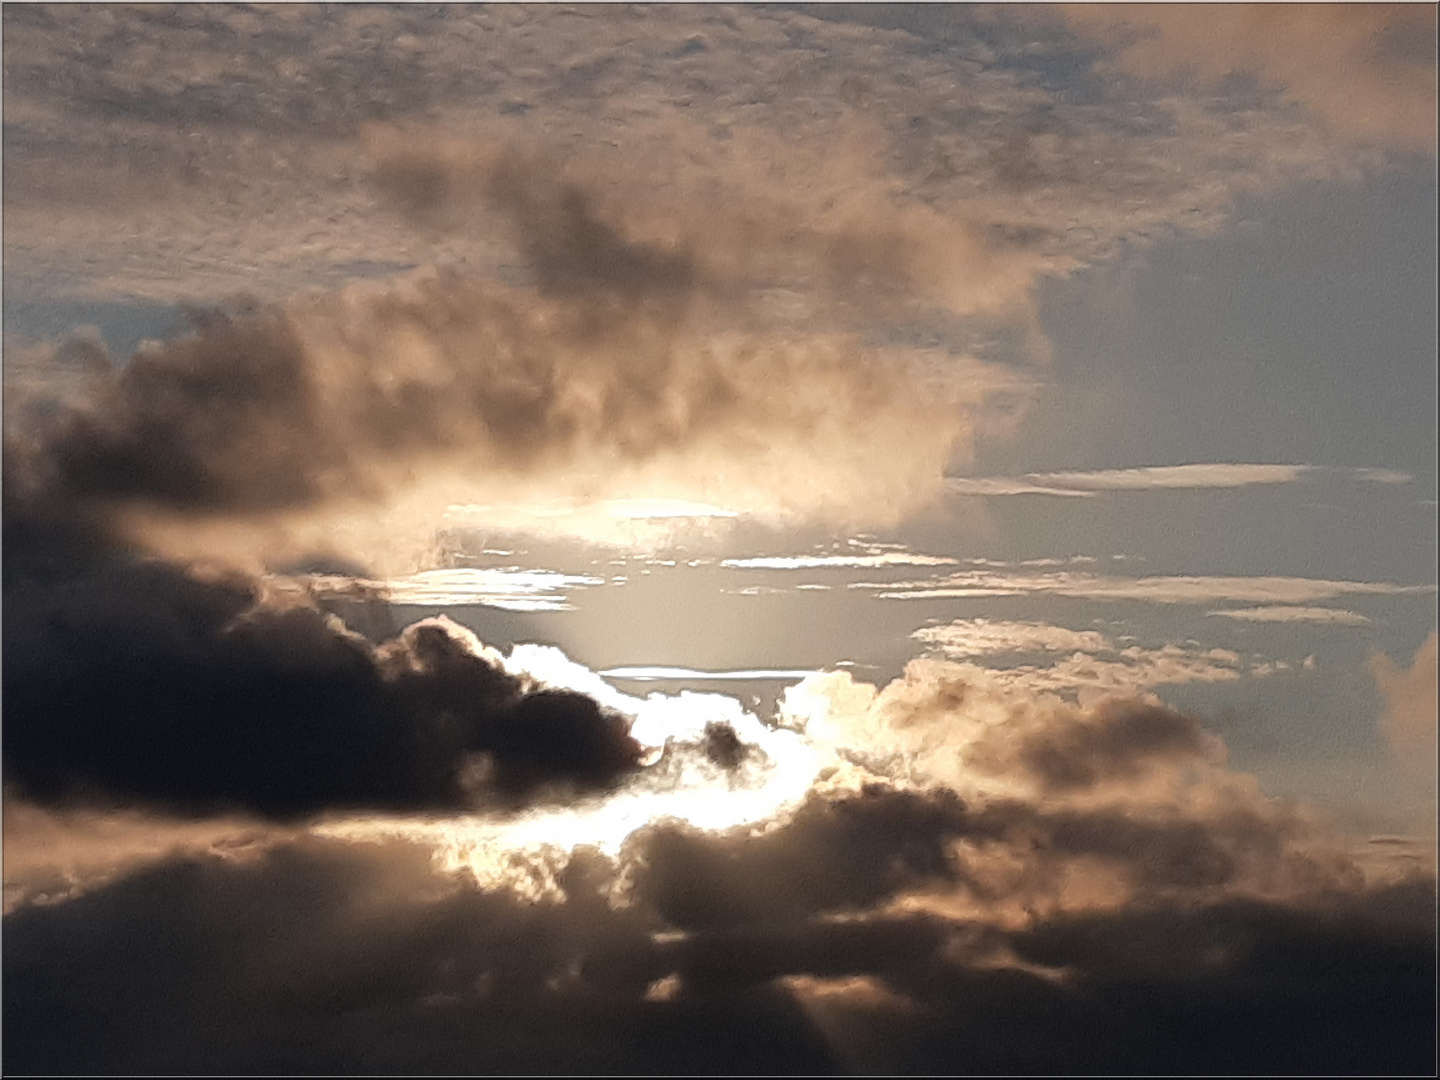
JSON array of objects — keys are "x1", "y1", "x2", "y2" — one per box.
[{"x1": 2, "y1": 3, "x2": 1436, "y2": 1074}]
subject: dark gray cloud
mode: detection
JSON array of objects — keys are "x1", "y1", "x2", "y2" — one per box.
[
  {"x1": 988, "y1": 697, "x2": 1214, "y2": 792},
  {"x1": 631, "y1": 785, "x2": 970, "y2": 931},
  {"x1": 4, "y1": 822, "x2": 1432, "y2": 1075},
  {"x1": 2, "y1": 545, "x2": 642, "y2": 820}
]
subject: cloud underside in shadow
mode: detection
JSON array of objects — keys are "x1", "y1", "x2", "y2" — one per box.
[
  {"x1": 1, "y1": 548, "x2": 646, "y2": 820},
  {"x1": 3, "y1": 819, "x2": 1433, "y2": 1075},
  {"x1": 4, "y1": 507, "x2": 1433, "y2": 1074}
]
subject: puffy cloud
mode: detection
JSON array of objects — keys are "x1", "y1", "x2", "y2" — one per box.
[
  {"x1": 3, "y1": 794, "x2": 1432, "y2": 1073},
  {"x1": 7, "y1": 274, "x2": 982, "y2": 570},
  {"x1": 4, "y1": 604, "x2": 1434, "y2": 1073},
  {"x1": 1, "y1": 798, "x2": 292, "y2": 913},
  {"x1": 786, "y1": 658, "x2": 1237, "y2": 805},
  {"x1": 1370, "y1": 631, "x2": 1439, "y2": 777},
  {"x1": 3, "y1": 8, "x2": 1434, "y2": 1071},
  {"x1": 8, "y1": 126, "x2": 1052, "y2": 565}
]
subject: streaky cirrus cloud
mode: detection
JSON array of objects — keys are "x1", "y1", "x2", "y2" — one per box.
[
  {"x1": 862, "y1": 567, "x2": 1436, "y2": 606},
  {"x1": 722, "y1": 552, "x2": 960, "y2": 570},
  {"x1": 911, "y1": 618, "x2": 1275, "y2": 698},
  {"x1": 1353, "y1": 468, "x2": 1416, "y2": 485},
  {"x1": 944, "y1": 462, "x2": 1415, "y2": 498},
  {"x1": 912, "y1": 618, "x2": 1111, "y2": 657},
  {"x1": 601, "y1": 667, "x2": 822, "y2": 683},
  {"x1": 304, "y1": 567, "x2": 605, "y2": 614},
  {"x1": 1207, "y1": 605, "x2": 1373, "y2": 626}
]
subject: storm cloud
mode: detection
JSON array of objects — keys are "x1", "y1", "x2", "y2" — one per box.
[
  {"x1": 2, "y1": 545, "x2": 643, "y2": 820},
  {"x1": 4, "y1": 808, "x2": 1432, "y2": 1075}
]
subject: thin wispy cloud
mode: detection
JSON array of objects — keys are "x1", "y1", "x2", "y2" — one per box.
[
  {"x1": 1353, "y1": 468, "x2": 1415, "y2": 485},
  {"x1": 863, "y1": 570, "x2": 1435, "y2": 606},
  {"x1": 947, "y1": 464, "x2": 1416, "y2": 497},
  {"x1": 601, "y1": 666, "x2": 821, "y2": 682},
  {"x1": 723, "y1": 552, "x2": 959, "y2": 570},
  {"x1": 1207, "y1": 606, "x2": 1373, "y2": 626},
  {"x1": 911, "y1": 618, "x2": 1111, "y2": 657},
  {"x1": 306, "y1": 568, "x2": 604, "y2": 613},
  {"x1": 911, "y1": 618, "x2": 1281, "y2": 698}
]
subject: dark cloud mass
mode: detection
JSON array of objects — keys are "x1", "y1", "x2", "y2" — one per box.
[
  {"x1": 2, "y1": 546, "x2": 642, "y2": 819},
  {"x1": 3, "y1": 824, "x2": 1432, "y2": 1075}
]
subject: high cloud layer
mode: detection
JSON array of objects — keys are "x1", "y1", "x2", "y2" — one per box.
[{"x1": 4, "y1": 4, "x2": 1395, "y2": 307}]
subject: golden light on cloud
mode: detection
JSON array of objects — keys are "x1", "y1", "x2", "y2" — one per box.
[
  {"x1": 1370, "y1": 631, "x2": 1439, "y2": 778},
  {"x1": 4, "y1": 6, "x2": 1435, "y2": 1073},
  {"x1": 314, "y1": 639, "x2": 832, "y2": 896}
]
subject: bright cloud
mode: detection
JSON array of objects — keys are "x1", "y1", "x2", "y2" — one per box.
[
  {"x1": 601, "y1": 667, "x2": 821, "y2": 682},
  {"x1": 723, "y1": 552, "x2": 960, "y2": 570},
  {"x1": 306, "y1": 568, "x2": 604, "y2": 613}
]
